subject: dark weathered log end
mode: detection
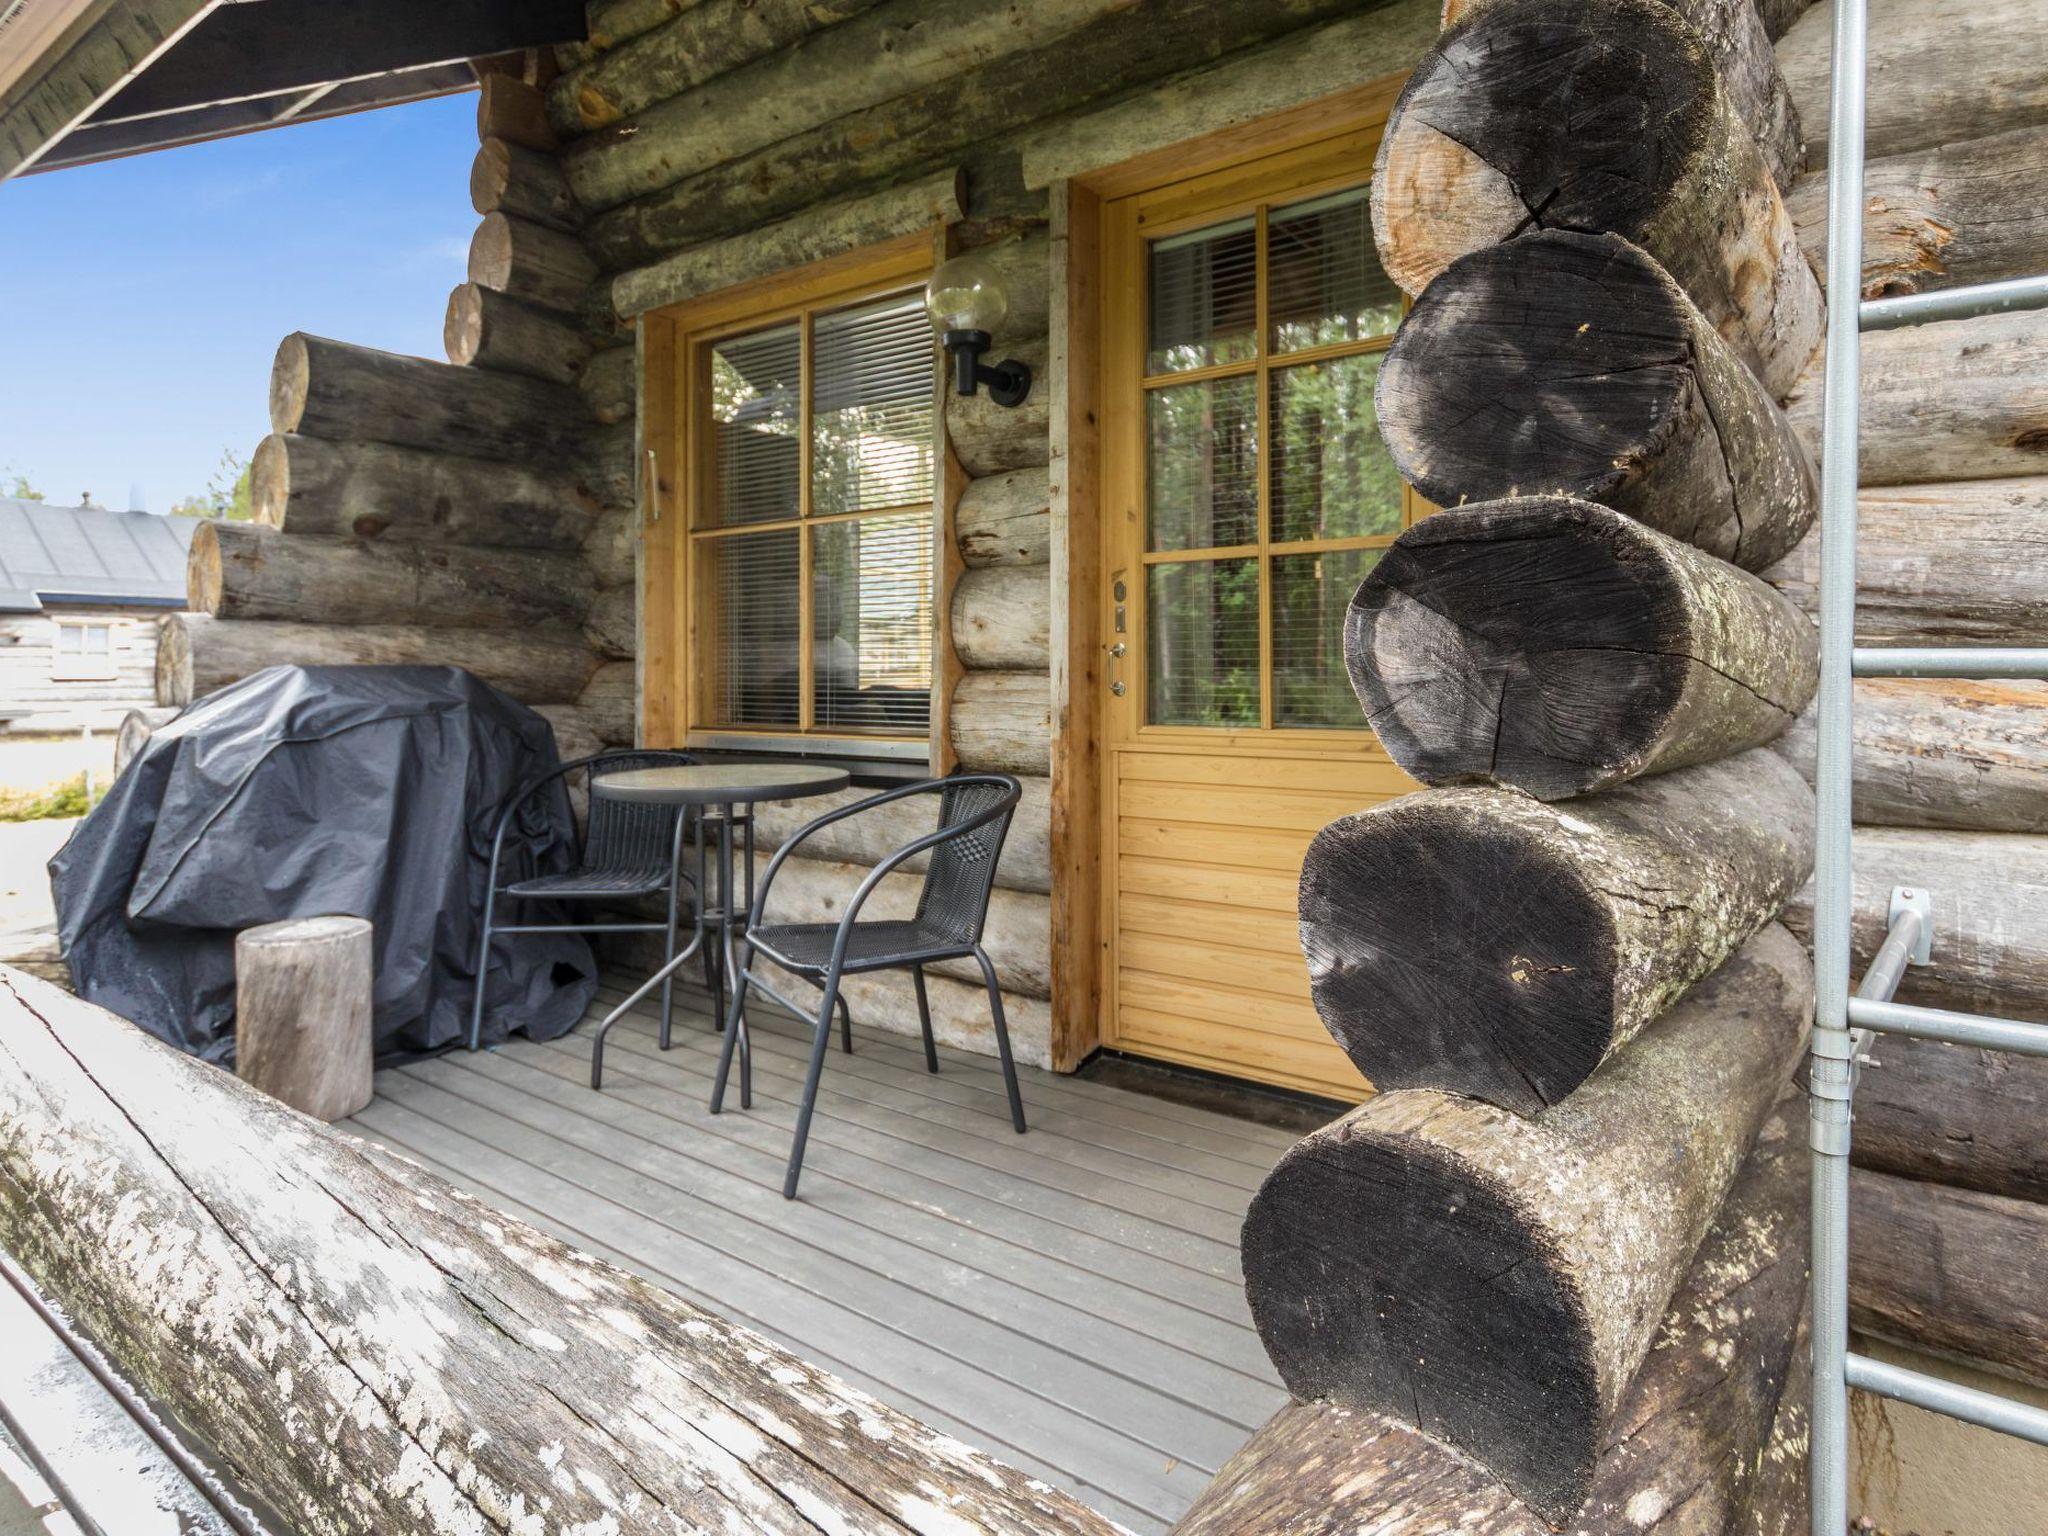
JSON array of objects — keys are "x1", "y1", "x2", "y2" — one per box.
[
  {"x1": 1376, "y1": 231, "x2": 1817, "y2": 568},
  {"x1": 1347, "y1": 497, "x2": 1817, "y2": 799}
]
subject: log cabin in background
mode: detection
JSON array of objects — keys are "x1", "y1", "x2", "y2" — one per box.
[{"x1": 2, "y1": 0, "x2": 2047, "y2": 1531}]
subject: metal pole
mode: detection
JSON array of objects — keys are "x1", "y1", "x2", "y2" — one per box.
[
  {"x1": 1810, "y1": 0, "x2": 1870, "y2": 1527},
  {"x1": 1852, "y1": 646, "x2": 2048, "y2": 679},
  {"x1": 1845, "y1": 1354, "x2": 2048, "y2": 1446}
]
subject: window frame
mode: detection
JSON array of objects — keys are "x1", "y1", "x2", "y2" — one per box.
[
  {"x1": 49, "y1": 617, "x2": 118, "y2": 683},
  {"x1": 647, "y1": 235, "x2": 939, "y2": 762}
]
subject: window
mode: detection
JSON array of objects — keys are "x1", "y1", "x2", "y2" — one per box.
[
  {"x1": 51, "y1": 619, "x2": 117, "y2": 682},
  {"x1": 674, "y1": 256, "x2": 937, "y2": 754}
]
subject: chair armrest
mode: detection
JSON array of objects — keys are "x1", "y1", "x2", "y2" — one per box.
[{"x1": 746, "y1": 780, "x2": 954, "y2": 926}]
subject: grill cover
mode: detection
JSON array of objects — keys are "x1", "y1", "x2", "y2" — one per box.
[{"x1": 51, "y1": 665, "x2": 597, "y2": 1062}]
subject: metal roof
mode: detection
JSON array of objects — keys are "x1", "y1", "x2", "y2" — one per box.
[{"x1": 0, "y1": 499, "x2": 195, "y2": 612}]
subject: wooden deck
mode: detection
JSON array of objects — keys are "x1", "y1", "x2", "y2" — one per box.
[{"x1": 340, "y1": 978, "x2": 1298, "y2": 1534}]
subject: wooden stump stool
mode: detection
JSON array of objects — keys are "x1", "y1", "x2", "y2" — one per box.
[{"x1": 235, "y1": 916, "x2": 373, "y2": 1122}]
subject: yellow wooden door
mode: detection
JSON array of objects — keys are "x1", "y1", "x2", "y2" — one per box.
[{"x1": 1096, "y1": 126, "x2": 1420, "y2": 1101}]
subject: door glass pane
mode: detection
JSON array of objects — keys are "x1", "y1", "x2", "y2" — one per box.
[
  {"x1": 812, "y1": 293, "x2": 934, "y2": 516},
  {"x1": 709, "y1": 322, "x2": 800, "y2": 527},
  {"x1": 812, "y1": 511, "x2": 934, "y2": 735},
  {"x1": 699, "y1": 527, "x2": 800, "y2": 727},
  {"x1": 1268, "y1": 187, "x2": 1402, "y2": 351},
  {"x1": 1273, "y1": 547, "x2": 1379, "y2": 728},
  {"x1": 1148, "y1": 558, "x2": 1259, "y2": 727},
  {"x1": 1147, "y1": 216, "x2": 1257, "y2": 374},
  {"x1": 1270, "y1": 353, "x2": 1403, "y2": 543},
  {"x1": 1148, "y1": 375, "x2": 1257, "y2": 551}
]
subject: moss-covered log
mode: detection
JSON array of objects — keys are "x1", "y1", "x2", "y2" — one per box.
[
  {"x1": 469, "y1": 210, "x2": 599, "y2": 316},
  {"x1": 1300, "y1": 749, "x2": 1815, "y2": 1112},
  {"x1": 1177, "y1": 1094, "x2": 1809, "y2": 1535},
  {"x1": 1348, "y1": 498, "x2": 1817, "y2": 800},
  {"x1": 469, "y1": 137, "x2": 580, "y2": 231},
  {"x1": 1241, "y1": 926, "x2": 1812, "y2": 1525},
  {"x1": 251, "y1": 433, "x2": 593, "y2": 549},
  {"x1": 191, "y1": 522, "x2": 588, "y2": 631},
  {"x1": 0, "y1": 968, "x2": 1122, "y2": 1536},
  {"x1": 1373, "y1": 0, "x2": 1823, "y2": 398},
  {"x1": 444, "y1": 281, "x2": 595, "y2": 384},
  {"x1": 155, "y1": 614, "x2": 599, "y2": 709},
  {"x1": 1376, "y1": 231, "x2": 1816, "y2": 568}
]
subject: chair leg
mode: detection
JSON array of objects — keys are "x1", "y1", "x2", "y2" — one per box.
[
  {"x1": 467, "y1": 883, "x2": 499, "y2": 1051},
  {"x1": 837, "y1": 991, "x2": 854, "y2": 1055},
  {"x1": 709, "y1": 946, "x2": 755, "y2": 1114},
  {"x1": 784, "y1": 978, "x2": 842, "y2": 1200},
  {"x1": 974, "y1": 946, "x2": 1026, "y2": 1135},
  {"x1": 911, "y1": 964, "x2": 938, "y2": 1073},
  {"x1": 659, "y1": 876, "x2": 682, "y2": 1052}
]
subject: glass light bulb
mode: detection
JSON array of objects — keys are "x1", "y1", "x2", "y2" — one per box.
[{"x1": 925, "y1": 255, "x2": 1008, "y2": 334}]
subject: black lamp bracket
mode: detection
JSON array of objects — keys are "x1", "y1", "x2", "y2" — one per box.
[{"x1": 943, "y1": 328, "x2": 1032, "y2": 408}]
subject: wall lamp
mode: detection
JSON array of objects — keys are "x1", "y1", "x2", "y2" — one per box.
[{"x1": 926, "y1": 254, "x2": 1032, "y2": 408}]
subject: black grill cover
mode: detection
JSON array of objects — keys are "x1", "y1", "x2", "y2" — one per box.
[{"x1": 51, "y1": 665, "x2": 597, "y2": 1062}]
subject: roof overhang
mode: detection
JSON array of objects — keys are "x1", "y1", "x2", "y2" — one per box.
[{"x1": 0, "y1": 0, "x2": 585, "y2": 181}]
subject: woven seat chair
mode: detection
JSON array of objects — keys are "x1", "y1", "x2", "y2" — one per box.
[
  {"x1": 468, "y1": 749, "x2": 702, "y2": 1051},
  {"x1": 709, "y1": 773, "x2": 1027, "y2": 1199}
]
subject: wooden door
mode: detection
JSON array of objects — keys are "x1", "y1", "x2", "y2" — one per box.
[{"x1": 1096, "y1": 126, "x2": 1421, "y2": 1100}]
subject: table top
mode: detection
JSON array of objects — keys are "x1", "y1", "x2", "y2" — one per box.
[{"x1": 591, "y1": 762, "x2": 851, "y2": 806}]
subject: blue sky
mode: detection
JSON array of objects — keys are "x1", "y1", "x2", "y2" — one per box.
[{"x1": 0, "y1": 93, "x2": 478, "y2": 512}]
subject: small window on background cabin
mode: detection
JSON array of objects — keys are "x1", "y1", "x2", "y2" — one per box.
[
  {"x1": 51, "y1": 620, "x2": 117, "y2": 681},
  {"x1": 696, "y1": 288, "x2": 935, "y2": 743}
]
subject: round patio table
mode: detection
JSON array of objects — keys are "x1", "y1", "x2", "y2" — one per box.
[{"x1": 586, "y1": 763, "x2": 849, "y2": 1102}]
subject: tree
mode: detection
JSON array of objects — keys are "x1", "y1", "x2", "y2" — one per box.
[
  {"x1": 171, "y1": 449, "x2": 255, "y2": 521},
  {"x1": 2, "y1": 467, "x2": 46, "y2": 501}
]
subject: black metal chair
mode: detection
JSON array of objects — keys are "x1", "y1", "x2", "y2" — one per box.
[
  {"x1": 469, "y1": 749, "x2": 703, "y2": 1052},
  {"x1": 709, "y1": 773, "x2": 1027, "y2": 1199}
]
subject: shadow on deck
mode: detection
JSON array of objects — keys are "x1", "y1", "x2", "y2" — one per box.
[{"x1": 338, "y1": 977, "x2": 1293, "y2": 1534}]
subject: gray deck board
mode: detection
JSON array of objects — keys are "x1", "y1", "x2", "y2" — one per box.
[{"x1": 341, "y1": 982, "x2": 1296, "y2": 1533}]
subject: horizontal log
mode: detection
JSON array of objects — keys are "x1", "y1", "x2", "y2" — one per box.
[
  {"x1": 578, "y1": 659, "x2": 637, "y2": 744},
  {"x1": 583, "y1": 0, "x2": 682, "y2": 49},
  {"x1": 561, "y1": 0, "x2": 1132, "y2": 212},
  {"x1": 532, "y1": 702, "x2": 604, "y2": 767},
  {"x1": 1377, "y1": 231, "x2": 1816, "y2": 568},
  {"x1": 251, "y1": 433, "x2": 594, "y2": 549},
  {"x1": 1019, "y1": 1, "x2": 1438, "y2": 189},
  {"x1": 444, "y1": 281, "x2": 594, "y2": 384},
  {"x1": 1853, "y1": 1034, "x2": 2048, "y2": 1203},
  {"x1": 1762, "y1": 477, "x2": 2048, "y2": 645},
  {"x1": 1787, "y1": 124, "x2": 2048, "y2": 300},
  {"x1": 192, "y1": 522, "x2": 589, "y2": 631},
  {"x1": 751, "y1": 775, "x2": 1053, "y2": 896},
  {"x1": 948, "y1": 332, "x2": 1050, "y2": 478},
  {"x1": 1781, "y1": 309, "x2": 2048, "y2": 485},
  {"x1": 547, "y1": 0, "x2": 884, "y2": 134},
  {"x1": 958, "y1": 467, "x2": 1051, "y2": 567},
  {"x1": 155, "y1": 614, "x2": 600, "y2": 709},
  {"x1": 582, "y1": 502, "x2": 638, "y2": 587},
  {"x1": 469, "y1": 137, "x2": 579, "y2": 231},
  {"x1": 578, "y1": 343, "x2": 636, "y2": 425},
  {"x1": 578, "y1": 421, "x2": 640, "y2": 510},
  {"x1": 1349, "y1": 498, "x2": 1817, "y2": 799},
  {"x1": 612, "y1": 168, "x2": 964, "y2": 318},
  {"x1": 952, "y1": 565, "x2": 1050, "y2": 671},
  {"x1": 469, "y1": 210, "x2": 598, "y2": 315},
  {"x1": 1177, "y1": 1093, "x2": 1809, "y2": 1535},
  {"x1": 1770, "y1": 679, "x2": 2048, "y2": 833},
  {"x1": 1850, "y1": 1168, "x2": 2048, "y2": 1389},
  {"x1": 1300, "y1": 748, "x2": 1816, "y2": 1112},
  {"x1": 271, "y1": 333, "x2": 593, "y2": 464},
  {"x1": 1778, "y1": 0, "x2": 2048, "y2": 162},
  {"x1": 475, "y1": 72, "x2": 555, "y2": 152},
  {"x1": 0, "y1": 968, "x2": 1114, "y2": 1534},
  {"x1": 1755, "y1": 0, "x2": 1818, "y2": 40},
  {"x1": 1780, "y1": 828, "x2": 2048, "y2": 1026},
  {"x1": 1242, "y1": 925, "x2": 1812, "y2": 1524},
  {"x1": 1374, "y1": 0, "x2": 1823, "y2": 398},
  {"x1": 950, "y1": 670, "x2": 1048, "y2": 775}
]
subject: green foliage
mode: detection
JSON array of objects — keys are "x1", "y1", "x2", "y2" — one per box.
[
  {"x1": 2, "y1": 467, "x2": 46, "y2": 501},
  {"x1": 0, "y1": 772, "x2": 99, "y2": 823},
  {"x1": 171, "y1": 448, "x2": 255, "y2": 520}
]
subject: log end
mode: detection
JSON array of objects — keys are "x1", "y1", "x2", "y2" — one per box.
[
  {"x1": 154, "y1": 614, "x2": 194, "y2": 708},
  {"x1": 268, "y1": 332, "x2": 312, "y2": 435},
  {"x1": 187, "y1": 521, "x2": 224, "y2": 616},
  {"x1": 445, "y1": 282, "x2": 486, "y2": 367},
  {"x1": 1298, "y1": 788, "x2": 1616, "y2": 1113},
  {"x1": 469, "y1": 138, "x2": 510, "y2": 217},
  {"x1": 1241, "y1": 1101, "x2": 1602, "y2": 1522},
  {"x1": 250, "y1": 433, "x2": 290, "y2": 528},
  {"x1": 1346, "y1": 499, "x2": 1693, "y2": 800},
  {"x1": 468, "y1": 211, "x2": 515, "y2": 293}
]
